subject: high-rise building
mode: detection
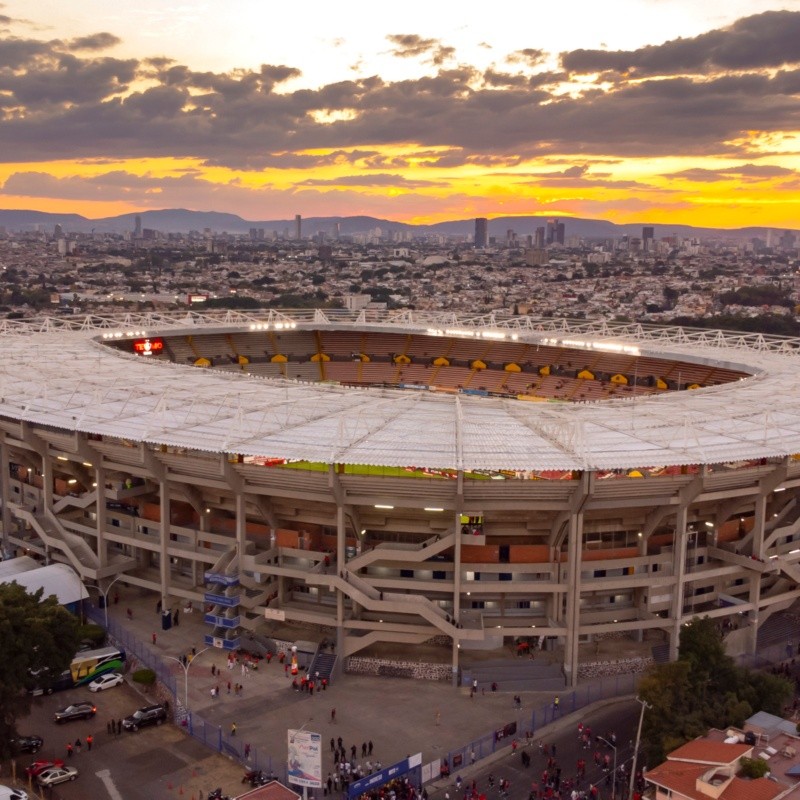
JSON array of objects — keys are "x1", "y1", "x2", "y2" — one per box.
[
  {"x1": 534, "y1": 227, "x2": 545, "y2": 248},
  {"x1": 642, "y1": 226, "x2": 654, "y2": 252},
  {"x1": 295, "y1": 214, "x2": 302, "y2": 240},
  {"x1": 555, "y1": 222, "x2": 565, "y2": 245},
  {"x1": 134, "y1": 215, "x2": 142, "y2": 238},
  {"x1": 474, "y1": 218, "x2": 488, "y2": 248}
]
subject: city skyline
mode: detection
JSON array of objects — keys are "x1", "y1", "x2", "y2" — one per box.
[{"x1": 0, "y1": 1, "x2": 799, "y2": 228}]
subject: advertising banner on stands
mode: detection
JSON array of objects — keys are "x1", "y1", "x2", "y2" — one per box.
[{"x1": 287, "y1": 729, "x2": 322, "y2": 788}]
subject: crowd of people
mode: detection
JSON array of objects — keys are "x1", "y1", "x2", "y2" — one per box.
[
  {"x1": 441, "y1": 722, "x2": 646, "y2": 800},
  {"x1": 324, "y1": 735, "x2": 387, "y2": 795}
]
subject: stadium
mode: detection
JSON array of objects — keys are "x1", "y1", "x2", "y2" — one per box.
[{"x1": 2, "y1": 308, "x2": 800, "y2": 686}]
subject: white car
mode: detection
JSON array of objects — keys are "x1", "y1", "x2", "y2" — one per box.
[
  {"x1": 0, "y1": 786, "x2": 28, "y2": 800},
  {"x1": 37, "y1": 766, "x2": 78, "y2": 787},
  {"x1": 88, "y1": 672, "x2": 124, "y2": 692}
]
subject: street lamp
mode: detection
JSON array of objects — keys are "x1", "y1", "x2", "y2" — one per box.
[
  {"x1": 164, "y1": 646, "x2": 211, "y2": 711},
  {"x1": 629, "y1": 697, "x2": 652, "y2": 800},
  {"x1": 85, "y1": 573, "x2": 126, "y2": 629},
  {"x1": 597, "y1": 736, "x2": 617, "y2": 800}
]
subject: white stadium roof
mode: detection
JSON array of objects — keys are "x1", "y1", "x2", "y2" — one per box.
[{"x1": 1, "y1": 309, "x2": 800, "y2": 472}]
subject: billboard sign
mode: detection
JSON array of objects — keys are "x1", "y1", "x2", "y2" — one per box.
[{"x1": 287, "y1": 729, "x2": 322, "y2": 788}]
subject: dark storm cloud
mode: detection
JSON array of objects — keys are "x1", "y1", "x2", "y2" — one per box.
[
  {"x1": 2, "y1": 13, "x2": 800, "y2": 168},
  {"x1": 507, "y1": 48, "x2": 547, "y2": 67},
  {"x1": 67, "y1": 32, "x2": 121, "y2": 51},
  {"x1": 296, "y1": 173, "x2": 445, "y2": 188},
  {"x1": 664, "y1": 164, "x2": 796, "y2": 182},
  {"x1": 561, "y1": 10, "x2": 800, "y2": 76},
  {"x1": 386, "y1": 34, "x2": 455, "y2": 66}
]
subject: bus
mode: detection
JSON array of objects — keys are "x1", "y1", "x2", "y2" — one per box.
[{"x1": 70, "y1": 646, "x2": 126, "y2": 685}]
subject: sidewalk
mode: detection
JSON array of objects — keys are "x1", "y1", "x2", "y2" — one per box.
[{"x1": 99, "y1": 586, "x2": 635, "y2": 787}]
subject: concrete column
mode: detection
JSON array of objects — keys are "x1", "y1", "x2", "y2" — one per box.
[
  {"x1": 745, "y1": 493, "x2": 768, "y2": 654},
  {"x1": 159, "y1": 480, "x2": 170, "y2": 608},
  {"x1": 235, "y1": 492, "x2": 246, "y2": 559},
  {"x1": 668, "y1": 505, "x2": 689, "y2": 661},
  {"x1": 95, "y1": 465, "x2": 108, "y2": 568},
  {"x1": 42, "y1": 450, "x2": 53, "y2": 511},
  {"x1": 335, "y1": 505, "x2": 346, "y2": 674},
  {"x1": 452, "y1": 507, "x2": 462, "y2": 686},
  {"x1": 751, "y1": 495, "x2": 767, "y2": 558},
  {"x1": 563, "y1": 512, "x2": 583, "y2": 687},
  {"x1": 0, "y1": 440, "x2": 12, "y2": 557}
]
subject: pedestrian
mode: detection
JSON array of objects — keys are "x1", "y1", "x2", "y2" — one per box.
[
  {"x1": 435, "y1": 710, "x2": 441, "y2": 726},
  {"x1": 156, "y1": 599, "x2": 162, "y2": 613},
  {"x1": 211, "y1": 687, "x2": 216, "y2": 700},
  {"x1": 173, "y1": 609, "x2": 179, "y2": 626},
  {"x1": 212, "y1": 664, "x2": 217, "y2": 676},
  {"x1": 331, "y1": 708, "x2": 336, "y2": 722},
  {"x1": 75, "y1": 738, "x2": 82, "y2": 754},
  {"x1": 116, "y1": 719, "x2": 122, "y2": 735},
  {"x1": 245, "y1": 743, "x2": 251, "y2": 759},
  {"x1": 126, "y1": 607, "x2": 133, "y2": 620},
  {"x1": 231, "y1": 722, "x2": 237, "y2": 737},
  {"x1": 331, "y1": 737, "x2": 335, "y2": 752},
  {"x1": 368, "y1": 740, "x2": 373, "y2": 756},
  {"x1": 152, "y1": 632, "x2": 157, "y2": 645},
  {"x1": 86, "y1": 734, "x2": 93, "y2": 751},
  {"x1": 66, "y1": 742, "x2": 73, "y2": 758},
  {"x1": 362, "y1": 742, "x2": 367, "y2": 758},
  {"x1": 107, "y1": 720, "x2": 113, "y2": 735},
  {"x1": 227, "y1": 681, "x2": 231, "y2": 694},
  {"x1": 285, "y1": 663, "x2": 289, "y2": 677}
]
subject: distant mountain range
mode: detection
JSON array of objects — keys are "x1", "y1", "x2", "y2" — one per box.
[{"x1": 0, "y1": 207, "x2": 794, "y2": 240}]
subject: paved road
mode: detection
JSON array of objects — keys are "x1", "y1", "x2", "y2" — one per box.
[
  {"x1": 8, "y1": 680, "x2": 243, "y2": 800},
  {"x1": 425, "y1": 699, "x2": 642, "y2": 800}
]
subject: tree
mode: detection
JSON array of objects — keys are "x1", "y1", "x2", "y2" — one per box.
[
  {"x1": 639, "y1": 618, "x2": 792, "y2": 765},
  {"x1": 0, "y1": 583, "x2": 80, "y2": 757}
]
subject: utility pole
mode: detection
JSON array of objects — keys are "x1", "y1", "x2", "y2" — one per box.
[{"x1": 629, "y1": 696, "x2": 652, "y2": 800}]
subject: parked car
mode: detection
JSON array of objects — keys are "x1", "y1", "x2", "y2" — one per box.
[
  {"x1": 37, "y1": 766, "x2": 78, "y2": 787},
  {"x1": 88, "y1": 672, "x2": 124, "y2": 692},
  {"x1": 0, "y1": 785, "x2": 28, "y2": 800},
  {"x1": 10, "y1": 735, "x2": 43, "y2": 754},
  {"x1": 25, "y1": 759, "x2": 65, "y2": 778},
  {"x1": 122, "y1": 704, "x2": 167, "y2": 731},
  {"x1": 53, "y1": 702, "x2": 96, "y2": 723}
]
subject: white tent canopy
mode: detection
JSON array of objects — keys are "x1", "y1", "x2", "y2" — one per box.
[{"x1": 0, "y1": 562, "x2": 89, "y2": 606}]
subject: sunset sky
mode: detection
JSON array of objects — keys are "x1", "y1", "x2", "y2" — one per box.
[{"x1": 2, "y1": 0, "x2": 800, "y2": 227}]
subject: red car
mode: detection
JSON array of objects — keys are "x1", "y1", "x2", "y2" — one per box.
[{"x1": 25, "y1": 759, "x2": 65, "y2": 778}]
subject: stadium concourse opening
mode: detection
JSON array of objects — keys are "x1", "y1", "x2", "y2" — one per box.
[{"x1": 2, "y1": 310, "x2": 800, "y2": 687}]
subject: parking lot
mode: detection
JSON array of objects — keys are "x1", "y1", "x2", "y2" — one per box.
[{"x1": 7, "y1": 681, "x2": 243, "y2": 800}]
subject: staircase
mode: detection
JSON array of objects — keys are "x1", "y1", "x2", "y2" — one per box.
[
  {"x1": 204, "y1": 548, "x2": 241, "y2": 651},
  {"x1": 651, "y1": 642, "x2": 670, "y2": 664},
  {"x1": 9, "y1": 502, "x2": 100, "y2": 576},
  {"x1": 308, "y1": 649, "x2": 337, "y2": 684},
  {"x1": 757, "y1": 610, "x2": 800, "y2": 648},
  {"x1": 462, "y1": 658, "x2": 565, "y2": 692}
]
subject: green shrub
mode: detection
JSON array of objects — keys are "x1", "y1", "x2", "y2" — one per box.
[
  {"x1": 131, "y1": 668, "x2": 156, "y2": 687},
  {"x1": 740, "y1": 757, "x2": 769, "y2": 779},
  {"x1": 77, "y1": 623, "x2": 106, "y2": 647}
]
